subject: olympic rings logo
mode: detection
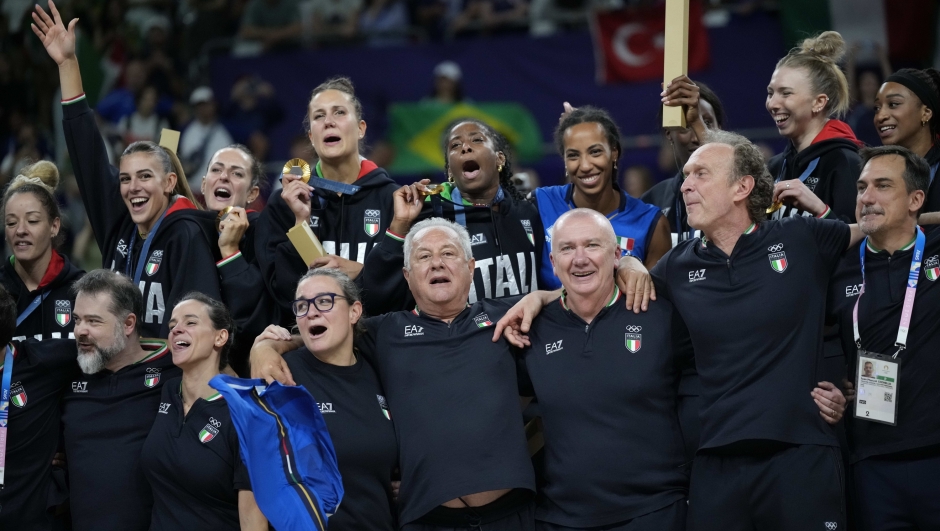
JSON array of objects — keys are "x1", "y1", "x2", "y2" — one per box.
[
  {"x1": 768, "y1": 243, "x2": 784, "y2": 252},
  {"x1": 209, "y1": 417, "x2": 222, "y2": 428},
  {"x1": 625, "y1": 325, "x2": 642, "y2": 333}
]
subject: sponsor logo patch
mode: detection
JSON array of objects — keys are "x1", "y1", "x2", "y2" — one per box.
[
  {"x1": 404, "y1": 325, "x2": 424, "y2": 337},
  {"x1": 688, "y1": 269, "x2": 706, "y2": 282},
  {"x1": 10, "y1": 381, "x2": 26, "y2": 407},
  {"x1": 545, "y1": 340, "x2": 563, "y2": 355},
  {"x1": 625, "y1": 325, "x2": 642, "y2": 353},
  {"x1": 144, "y1": 367, "x2": 161, "y2": 388},
  {"x1": 145, "y1": 250, "x2": 163, "y2": 276},
  {"x1": 470, "y1": 233, "x2": 487, "y2": 246},
  {"x1": 158, "y1": 402, "x2": 171, "y2": 414},
  {"x1": 319, "y1": 402, "x2": 335, "y2": 414},
  {"x1": 199, "y1": 417, "x2": 221, "y2": 443},
  {"x1": 55, "y1": 300, "x2": 71, "y2": 327},
  {"x1": 116, "y1": 239, "x2": 128, "y2": 258},
  {"x1": 71, "y1": 381, "x2": 88, "y2": 393},
  {"x1": 364, "y1": 209, "x2": 381, "y2": 237}
]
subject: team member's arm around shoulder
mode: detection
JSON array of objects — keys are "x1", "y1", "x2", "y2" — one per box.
[
  {"x1": 250, "y1": 325, "x2": 302, "y2": 385},
  {"x1": 239, "y1": 491, "x2": 267, "y2": 531}
]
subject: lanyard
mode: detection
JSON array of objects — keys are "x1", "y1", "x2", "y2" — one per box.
[
  {"x1": 312, "y1": 161, "x2": 362, "y2": 195},
  {"x1": 853, "y1": 230, "x2": 925, "y2": 357},
  {"x1": 449, "y1": 186, "x2": 504, "y2": 228},
  {"x1": 775, "y1": 157, "x2": 820, "y2": 184},
  {"x1": 0, "y1": 345, "x2": 14, "y2": 487},
  {"x1": 125, "y1": 208, "x2": 170, "y2": 284},
  {"x1": 930, "y1": 162, "x2": 939, "y2": 187},
  {"x1": 16, "y1": 292, "x2": 50, "y2": 327}
]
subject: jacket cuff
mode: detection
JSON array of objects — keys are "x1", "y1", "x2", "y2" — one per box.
[{"x1": 61, "y1": 95, "x2": 92, "y2": 118}]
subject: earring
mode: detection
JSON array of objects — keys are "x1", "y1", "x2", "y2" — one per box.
[
  {"x1": 923, "y1": 120, "x2": 928, "y2": 127},
  {"x1": 497, "y1": 164, "x2": 503, "y2": 173},
  {"x1": 448, "y1": 173, "x2": 455, "y2": 183}
]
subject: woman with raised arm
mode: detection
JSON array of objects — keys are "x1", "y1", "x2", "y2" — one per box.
[
  {"x1": 533, "y1": 106, "x2": 671, "y2": 290},
  {"x1": 141, "y1": 292, "x2": 267, "y2": 530},
  {"x1": 766, "y1": 31, "x2": 863, "y2": 222},
  {"x1": 643, "y1": 76, "x2": 725, "y2": 246},
  {"x1": 873, "y1": 67, "x2": 940, "y2": 212},
  {"x1": 33, "y1": 1, "x2": 222, "y2": 339},
  {"x1": 1, "y1": 160, "x2": 84, "y2": 341},
  {"x1": 255, "y1": 76, "x2": 398, "y2": 323},
  {"x1": 361, "y1": 118, "x2": 543, "y2": 315}
]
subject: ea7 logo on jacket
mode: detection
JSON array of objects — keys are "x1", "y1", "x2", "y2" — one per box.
[
  {"x1": 471, "y1": 234, "x2": 487, "y2": 246},
  {"x1": 767, "y1": 243, "x2": 787, "y2": 273},
  {"x1": 199, "y1": 417, "x2": 221, "y2": 443},
  {"x1": 145, "y1": 250, "x2": 164, "y2": 276},
  {"x1": 158, "y1": 402, "x2": 171, "y2": 414},
  {"x1": 688, "y1": 269, "x2": 706, "y2": 282},
  {"x1": 404, "y1": 325, "x2": 424, "y2": 337},
  {"x1": 71, "y1": 381, "x2": 88, "y2": 393},
  {"x1": 55, "y1": 300, "x2": 72, "y2": 327},
  {"x1": 10, "y1": 381, "x2": 27, "y2": 407},
  {"x1": 144, "y1": 368, "x2": 161, "y2": 388},
  {"x1": 364, "y1": 209, "x2": 381, "y2": 237},
  {"x1": 625, "y1": 326, "x2": 642, "y2": 353},
  {"x1": 116, "y1": 238, "x2": 128, "y2": 258},
  {"x1": 545, "y1": 340, "x2": 563, "y2": 355},
  {"x1": 925, "y1": 255, "x2": 940, "y2": 281}
]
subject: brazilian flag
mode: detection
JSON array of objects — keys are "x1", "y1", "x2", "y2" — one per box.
[{"x1": 387, "y1": 102, "x2": 543, "y2": 175}]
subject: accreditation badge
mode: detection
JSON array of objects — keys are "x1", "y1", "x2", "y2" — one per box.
[{"x1": 854, "y1": 350, "x2": 899, "y2": 426}]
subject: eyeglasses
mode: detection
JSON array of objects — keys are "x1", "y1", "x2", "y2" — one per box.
[{"x1": 291, "y1": 293, "x2": 348, "y2": 317}]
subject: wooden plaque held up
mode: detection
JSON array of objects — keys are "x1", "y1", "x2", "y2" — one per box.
[
  {"x1": 159, "y1": 129, "x2": 181, "y2": 154},
  {"x1": 287, "y1": 221, "x2": 326, "y2": 265},
  {"x1": 662, "y1": 0, "x2": 690, "y2": 128}
]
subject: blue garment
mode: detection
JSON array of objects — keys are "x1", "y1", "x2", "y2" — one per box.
[
  {"x1": 534, "y1": 184, "x2": 662, "y2": 290},
  {"x1": 209, "y1": 375, "x2": 343, "y2": 531}
]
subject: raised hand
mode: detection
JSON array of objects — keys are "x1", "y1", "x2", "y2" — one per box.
[
  {"x1": 282, "y1": 176, "x2": 314, "y2": 226},
  {"x1": 388, "y1": 180, "x2": 429, "y2": 235},
  {"x1": 31, "y1": 1, "x2": 77, "y2": 65},
  {"x1": 218, "y1": 207, "x2": 250, "y2": 258}
]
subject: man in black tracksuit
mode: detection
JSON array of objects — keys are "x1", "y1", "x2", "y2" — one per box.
[
  {"x1": 355, "y1": 217, "x2": 535, "y2": 530},
  {"x1": 62, "y1": 95, "x2": 222, "y2": 339},
  {"x1": 360, "y1": 182, "x2": 544, "y2": 315},
  {"x1": 518, "y1": 209, "x2": 688, "y2": 531},
  {"x1": 1, "y1": 252, "x2": 84, "y2": 341},
  {"x1": 254, "y1": 160, "x2": 398, "y2": 323},
  {"x1": 61, "y1": 270, "x2": 181, "y2": 531},
  {"x1": 829, "y1": 146, "x2": 940, "y2": 530},
  {"x1": 767, "y1": 119, "x2": 862, "y2": 222}
]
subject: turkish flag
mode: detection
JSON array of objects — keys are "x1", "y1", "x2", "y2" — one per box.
[{"x1": 591, "y1": 0, "x2": 709, "y2": 84}]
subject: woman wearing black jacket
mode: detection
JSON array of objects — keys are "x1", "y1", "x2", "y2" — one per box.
[
  {"x1": 181, "y1": 144, "x2": 276, "y2": 375},
  {"x1": 34, "y1": 2, "x2": 222, "y2": 339},
  {"x1": 1, "y1": 160, "x2": 84, "y2": 341},
  {"x1": 256, "y1": 76, "x2": 398, "y2": 322},
  {"x1": 766, "y1": 31, "x2": 863, "y2": 222},
  {"x1": 360, "y1": 119, "x2": 544, "y2": 315},
  {"x1": 873, "y1": 68, "x2": 940, "y2": 212}
]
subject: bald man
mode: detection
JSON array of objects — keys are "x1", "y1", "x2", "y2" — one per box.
[{"x1": 516, "y1": 208, "x2": 688, "y2": 531}]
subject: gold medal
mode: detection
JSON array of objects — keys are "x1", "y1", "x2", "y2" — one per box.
[
  {"x1": 417, "y1": 183, "x2": 444, "y2": 197},
  {"x1": 766, "y1": 201, "x2": 784, "y2": 214},
  {"x1": 216, "y1": 205, "x2": 235, "y2": 231},
  {"x1": 283, "y1": 158, "x2": 312, "y2": 183}
]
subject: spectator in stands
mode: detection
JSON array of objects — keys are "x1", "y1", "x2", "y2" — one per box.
[
  {"x1": 426, "y1": 61, "x2": 463, "y2": 104},
  {"x1": 621, "y1": 165, "x2": 653, "y2": 198},
  {"x1": 845, "y1": 41, "x2": 892, "y2": 148},
  {"x1": 411, "y1": 0, "x2": 450, "y2": 41},
  {"x1": 239, "y1": 0, "x2": 302, "y2": 52},
  {"x1": 180, "y1": 86, "x2": 234, "y2": 190},
  {"x1": 450, "y1": 0, "x2": 529, "y2": 36},
  {"x1": 359, "y1": 0, "x2": 410, "y2": 47},
  {"x1": 117, "y1": 85, "x2": 168, "y2": 146},
  {"x1": 310, "y1": 0, "x2": 363, "y2": 42},
  {"x1": 223, "y1": 75, "x2": 284, "y2": 165},
  {"x1": 96, "y1": 59, "x2": 149, "y2": 124},
  {"x1": 139, "y1": 15, "x2": 186, "y2": 102}
]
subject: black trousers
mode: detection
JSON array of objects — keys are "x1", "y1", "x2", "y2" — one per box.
[
  {"x1": 854, "y1": 451, "x2": 940, "y2": 531},
  {"x1": 688, "y1": 444, "x2": 845, "y2": 531},
  {"x1": 403, "y1": 490, "x2": 535, "y2": 531},
  {"x1": 535, "y1": 499, "x2": 687, "y2": 531}
]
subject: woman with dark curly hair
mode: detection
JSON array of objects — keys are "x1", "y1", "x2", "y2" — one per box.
[
  {"x1": 361, "y1": 119, "x2": 544, "y2": 315},
  {"x1": 533, "y1": 106, "x2": 671, "y2": 290}
]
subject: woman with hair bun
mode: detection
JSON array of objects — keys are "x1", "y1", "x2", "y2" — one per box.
[
  {"x1": 874, "y1": 67, "x2": 940, "y2": 212},
  {"x1": 1, "y1": 160, "x2": 85, "y2": 341},
  {"x1": 33, "y1": 1, "x2": 222, "y2": 339},
  {"x1": 766, "y1": 31, "x2": 864, "y2": 222}
]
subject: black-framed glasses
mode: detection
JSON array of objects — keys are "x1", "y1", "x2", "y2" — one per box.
[{"x1": 291, "y1": 293, "x2": 348, "y2": 317}]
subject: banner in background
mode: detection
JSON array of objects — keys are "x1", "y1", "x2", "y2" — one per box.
[
  {"x1": 591, "y1": 0, "x2": 709, "y2": 84},
  {"x1": 386, "y1": 102, "x2": 543, "y2": 175}
]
